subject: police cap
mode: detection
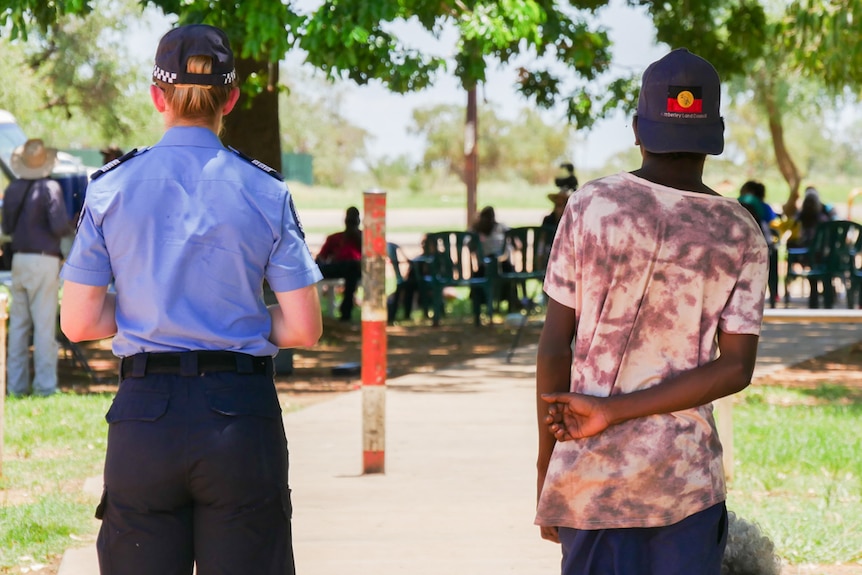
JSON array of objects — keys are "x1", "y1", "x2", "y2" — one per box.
[{"x1": 153, "y1": 24, "x2": 236, "y2": 86}]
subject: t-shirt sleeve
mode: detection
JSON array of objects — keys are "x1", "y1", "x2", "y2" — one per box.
[
  {"x1": 60, "y1": 207, "x2": 114, "y2": 286},
  {"x1": 543, "y1": 201, "x2": 578, "y2": 309},
  {"x1": 265, "y1": 195, "x2": 323, "y2": 292},
  {"x1": 719, "y1": 237, "x2": 768, "y2": 335}
]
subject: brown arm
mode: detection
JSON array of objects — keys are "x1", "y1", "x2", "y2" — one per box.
[{"x1": 535, "y1": 297, "x2": 576, "y2": 543}]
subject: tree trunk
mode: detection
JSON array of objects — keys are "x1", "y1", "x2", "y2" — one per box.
[
  {"x1": 223, "y1": 57, "x2": 282, "y2": 172},
  {"x1": 759, "y1": 76, "x2": 801, "y2": 217},
  {"x1": 465, "y1": 86, "x2": 478, "y2": 228}
]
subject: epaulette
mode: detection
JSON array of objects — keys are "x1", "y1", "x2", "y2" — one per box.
[
  {"x1": 90, "y1": 147, "x2": 149, "y2": 181},
  {"x1": 228, "y1": 146, "x2": 284, "y2": 181}
]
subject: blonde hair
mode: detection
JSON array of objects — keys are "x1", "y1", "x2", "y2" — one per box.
[{"x1": 155, "y1": 55, "x2": 237, "y2": 125}]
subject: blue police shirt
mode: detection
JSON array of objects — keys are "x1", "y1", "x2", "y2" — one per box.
[{"x1": 61, "y1": 126, "x2": 323, "y2": 357}]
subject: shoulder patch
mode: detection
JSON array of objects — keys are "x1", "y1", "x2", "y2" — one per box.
[
  {"x1": 90, "y1": 147, "x2": 148, "y2": 181},
  {"x1": 228, "y1": 146, "x2": 284, "y2": 181},
  {"x1": 288, "y1": 196, "x2": 306, "y2": 240}
]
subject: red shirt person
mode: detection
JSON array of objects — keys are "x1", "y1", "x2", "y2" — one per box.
[{"x1": 316, "y1": 206, "x2": 362, "y2": 321}]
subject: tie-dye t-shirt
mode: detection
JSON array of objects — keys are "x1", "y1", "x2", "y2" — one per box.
[{"x1": 536, "y1": 172, "x2": 768, "y2": 530}]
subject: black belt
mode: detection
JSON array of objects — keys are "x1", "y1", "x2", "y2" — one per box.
[{"x1": 120, "y1": 351, "x2": 272, "y2": 378}]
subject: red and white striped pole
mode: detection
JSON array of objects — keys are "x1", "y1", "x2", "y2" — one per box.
[{"x1": 361, "y1": 189, "x2": 387, "y2": 474}]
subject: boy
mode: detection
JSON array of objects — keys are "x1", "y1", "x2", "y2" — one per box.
[{"x1": 535, "y1": 49, "x2": 768, "y2": 574}]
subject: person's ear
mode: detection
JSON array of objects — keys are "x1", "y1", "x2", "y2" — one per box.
[
  {"x1": 150, "y1": 84, "x2": 167, "y2": 113},
  {"x1": 222, "y1": 88, "x2": 240, "y2": 116},
  {"x1": 632, "y1": 115, "x2": 641, "y2": 146}
]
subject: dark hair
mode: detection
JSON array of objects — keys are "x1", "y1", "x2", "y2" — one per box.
[
  {"x1": 740, "y1": 180, "x2": 766, "y2": 200},
  {"x1": 345, "y1": 206, "x2": 360, "y2": 227},
  {"x1": 798, "y1": 194, "x2": 822, "y2": 229},
  {"x1": 473, "y1": 206, "x2": 496, "y2": 236}
]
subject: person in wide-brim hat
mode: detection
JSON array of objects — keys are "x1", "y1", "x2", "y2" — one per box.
[
  {"x1": 10, "y1": 138, "x2": 58, "y2": 180},
  {"x1": 547, "y1": 189, "x2": 573, "y2": 205},
  {"x1": 543, "y1": 189, "x2": 573, "y2": 232}
]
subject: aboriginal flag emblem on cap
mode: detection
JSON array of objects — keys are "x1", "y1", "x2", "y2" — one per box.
[{"x1": 666, "y1": 86, "x2": 703, "y2": 114}]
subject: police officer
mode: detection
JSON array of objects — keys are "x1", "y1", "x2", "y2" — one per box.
[{"x1": 59, "y1": 24, "x2": 322, "y2": 575}]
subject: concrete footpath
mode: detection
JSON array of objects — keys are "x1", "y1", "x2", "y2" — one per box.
[{"x1": 57, "y1": 320, "x2": 862, "y2": 575}]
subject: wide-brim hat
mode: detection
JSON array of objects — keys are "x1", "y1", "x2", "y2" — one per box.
[
  {"x1": 547, "y1": 190, "x2": 572, "y2": 205},
  {"x1": 10, "y1": 138, "x2": 58, "y2": 179}
]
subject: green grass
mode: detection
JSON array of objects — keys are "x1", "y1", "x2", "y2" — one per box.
[
  {"x1": 0, "y1": 392, "x2": 114, "y2": 570},
  {"x1": 0, "y1": 495, "x2": 95, "y2": 571},
  {"x1": 727, "y1": 384, "x2": 862, "y2": 566}
]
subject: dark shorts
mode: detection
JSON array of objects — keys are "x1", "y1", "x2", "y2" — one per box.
[
  {"x1": 558, "y1": 502, "x2": 728, "y2": 575},
  {"x1": 96, "y1": 370, "x2": 295, "y2": 575}
]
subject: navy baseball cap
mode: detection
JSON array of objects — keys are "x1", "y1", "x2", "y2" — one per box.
[
  {"x1": 153, "y1": 24, "x2": 236, "y2": 86},
  {"x1": 636, "y1": 48, "x2": 724, "y2": 155}
]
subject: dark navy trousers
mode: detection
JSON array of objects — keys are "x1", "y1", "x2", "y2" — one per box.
[
  {"x1": 96, "y1": 369, "x2": 295, "y2": 575},
  {"x1": 559, "y1": 502, "x2": 728, "y2": 575}
]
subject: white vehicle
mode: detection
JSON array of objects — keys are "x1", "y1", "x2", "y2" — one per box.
[{"x1": 0, "y1": 109, "x2": 29, "y2": 184}]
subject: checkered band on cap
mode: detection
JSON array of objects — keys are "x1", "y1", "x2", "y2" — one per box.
[
  {"x1": 152, "y1": 65, "x2": 178, "y2": 84},
  {"x1": 153, "y1": 64, "x2": 236, "y2": 85}
]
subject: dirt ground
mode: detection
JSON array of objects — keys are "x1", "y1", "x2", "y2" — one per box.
[
  {"x1": 60, "y1": 316, "x2": 862, "y2": 397},
  {"x1": 755, "y1": 339, "x2": 862, "y2": 395}
]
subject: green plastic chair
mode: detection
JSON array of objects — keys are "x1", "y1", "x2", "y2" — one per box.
[
  {"x1": 785, "y1": 220, "x2": 862, "y2": 308},
  {"x1": 416, "y1": 231, "x2": 495, "y2": 326}
]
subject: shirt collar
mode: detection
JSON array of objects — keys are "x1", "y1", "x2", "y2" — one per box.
[{"x1": 155, "y1": 126, "x2": 224, "y2": 149}]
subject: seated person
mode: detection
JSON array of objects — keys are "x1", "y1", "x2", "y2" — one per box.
[
  {"x1": 316, "y1": 207, "x2": 362, "y2": 321},
  {"x1": 738, "y1": 180, "x2": 779, "y2": 308},
  {"x1": 777, "y1": 188, "x2": 836, "y2": 308},
  {"x1": 470, "y1": 205, "x2": 519, "y2": 314},
  {"x1": 387, "y1": 236, "x2": 430, "y2": 324}
]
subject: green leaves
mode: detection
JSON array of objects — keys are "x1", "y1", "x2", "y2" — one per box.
[
  {"x1": 0, "y1": 0, "x2": 94, "y2": 39},
  {"x1": 299, "y1": 1, "x2": 443, "y2": 93},
  {"x1": 787, "y1": 0, "x2": 862, "y2": 88},
  {"x1": 458, "y1": 0, "x2": 544, "y2": 47},
  {"x1": 636, "y1": 0, "x2": 767, "y2": 78},
  {"x1": 0, "y1": 0, "x2": 627, "y2": 130}
]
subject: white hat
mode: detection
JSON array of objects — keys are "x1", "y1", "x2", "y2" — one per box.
[{"x1": 10, "y1": 138, "x2": 58, "y2": 179}]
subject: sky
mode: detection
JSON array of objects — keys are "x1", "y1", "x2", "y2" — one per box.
[{"x1": 132, "y1": 2, "x2": 667, "y2": 170}]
